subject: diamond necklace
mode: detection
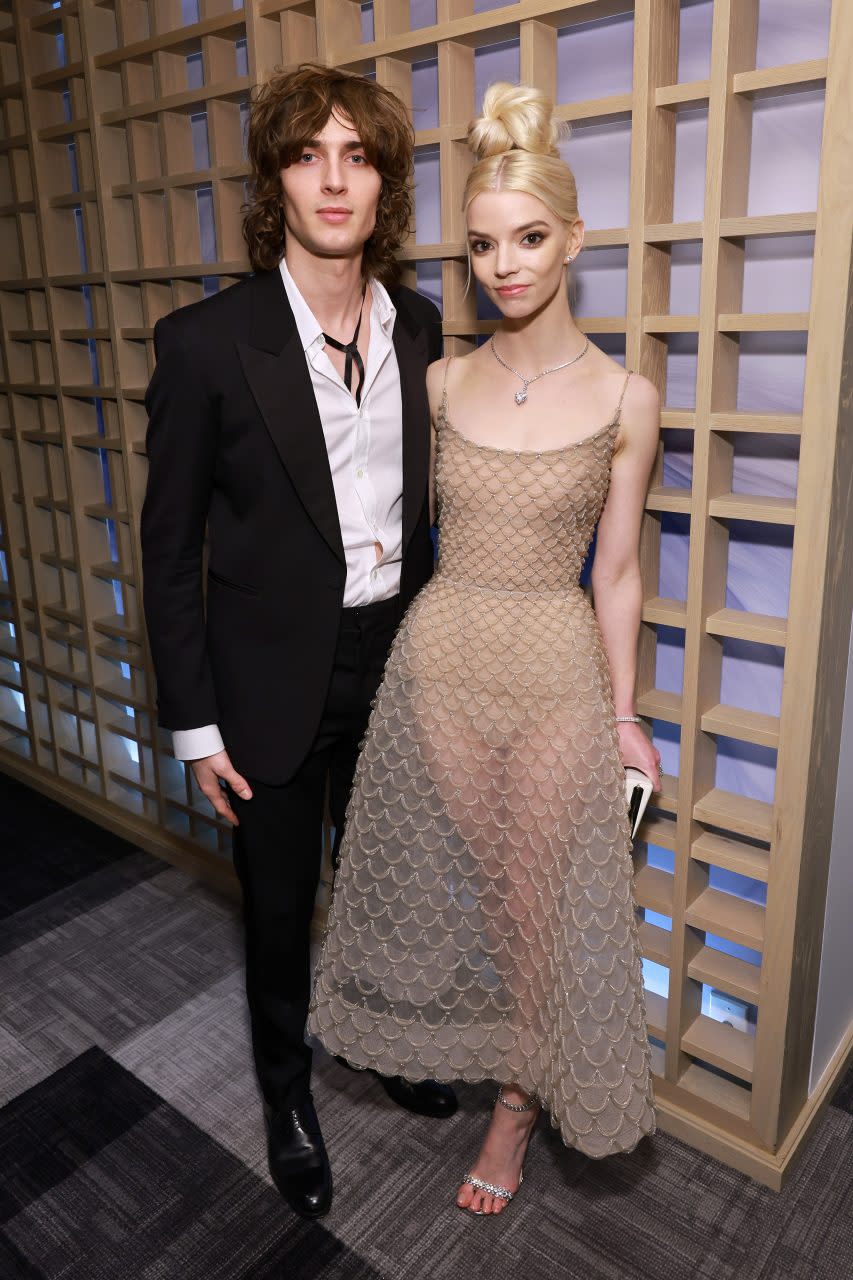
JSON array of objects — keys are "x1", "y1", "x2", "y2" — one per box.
[{"x1": 490, "y1": 334, "x2": 590, "y2": 405}]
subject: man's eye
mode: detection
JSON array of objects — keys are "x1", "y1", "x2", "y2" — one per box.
[
  {"x1": 299, "y1": 152, "x2": 316, "y2": 163},
  {"x1": 349, "y1": 153, "x2": 368, "y2": 164}
]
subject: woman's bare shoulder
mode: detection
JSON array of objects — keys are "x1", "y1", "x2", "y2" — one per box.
[
  {"x1": 612, "y1": 369, "x2": 660, "y2": 459},
  {"x1": 622, "y1": 369, "x2": 661, "y2": 418},
  {"x1": 426, "y1": 353, "x2": 452, "y2": 391},
  {"x1": 589, "y1": 347, "x2": 659, "y2": 417},
  {"x1": 426, "y1": 347, "x2": 485, "y2": 406},
  {"x1": 425, "y1": 355, "x2": 451, "y2": 417}
]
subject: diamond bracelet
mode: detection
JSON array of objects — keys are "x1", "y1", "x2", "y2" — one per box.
[{"x1": 615, "y1": 715, "x2": 642, "y2": 724}]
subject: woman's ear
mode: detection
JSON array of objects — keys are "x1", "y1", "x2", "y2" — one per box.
[{"x1": 565, "y1": 217, "x2": 585, "y2": 265}]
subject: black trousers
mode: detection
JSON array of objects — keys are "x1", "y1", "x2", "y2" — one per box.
[{"x1": 227, "y1": 593, "x2": 403, "y2": 1113}]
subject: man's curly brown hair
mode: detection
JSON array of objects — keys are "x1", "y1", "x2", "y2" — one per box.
[{"x1": 242, "y1": 63, "x2": 415, "y2": 284}]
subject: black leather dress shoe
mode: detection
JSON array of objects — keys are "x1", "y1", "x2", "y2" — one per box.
[
  {"x1": 333, "y1": 1055, "x2": 458, "y2": 1119},
  {"x1": 379, "y1": 1074, "x2": 458, "y2": 1118},
  {"x1": 266, "y1": 1098, "x2": 333, "y2": 1219}
]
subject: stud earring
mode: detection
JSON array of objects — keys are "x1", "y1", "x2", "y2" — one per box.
[{"x1": 565, "y1": 254, "x2": 573, "y2": 264}]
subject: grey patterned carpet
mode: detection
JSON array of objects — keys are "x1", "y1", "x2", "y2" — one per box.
[{"x1": 1, "y1": 771, "x2": 851, "y2": 1279}]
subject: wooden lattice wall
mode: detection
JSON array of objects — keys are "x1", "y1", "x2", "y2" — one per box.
[{"x1": 0, "y1": 0, "x2": 851, "y2": 1188}]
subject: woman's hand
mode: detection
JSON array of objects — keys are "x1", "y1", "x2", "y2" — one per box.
[{"x1": 616, "y1": 722, "x2": 663, "y2": 793}]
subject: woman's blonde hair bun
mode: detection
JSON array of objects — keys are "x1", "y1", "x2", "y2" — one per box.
[
  {"x1": 467, "y1": 82, "x2": 568, "y2": 161},
  {"x1": 462, "y1": 81, "x2": 580, "y2": 242}
]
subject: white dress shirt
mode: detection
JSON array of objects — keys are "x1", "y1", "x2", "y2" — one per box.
[{"x1": 172, "y1": 257, "x2": 404, "y2": 763}]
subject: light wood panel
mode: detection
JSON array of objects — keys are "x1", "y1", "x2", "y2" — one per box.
[{"x1": 0, "y1": 0, "x2": 851, "y2": 1190}]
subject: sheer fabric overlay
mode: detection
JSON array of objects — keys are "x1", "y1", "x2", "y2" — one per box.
[{"x1": 308, "y1": 364, "x2": 658, "y2": 1158}]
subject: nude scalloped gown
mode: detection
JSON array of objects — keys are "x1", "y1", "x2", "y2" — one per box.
[{"x1": 308, "y1": 362, "x2": 657, "y2": 1158}]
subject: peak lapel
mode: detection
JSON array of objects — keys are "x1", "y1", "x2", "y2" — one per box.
[{"x1": 237, "y1": 270, "x2": 345, "y2": 566}]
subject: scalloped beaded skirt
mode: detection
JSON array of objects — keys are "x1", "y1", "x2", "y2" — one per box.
[{"x1": 308, "y1": 406, "x2": 657, "y2": 1158}]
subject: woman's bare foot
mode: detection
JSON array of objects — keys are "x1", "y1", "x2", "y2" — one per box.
[{"x1": 456, "y1": 1084, "x2": 540, "y2": 1216}]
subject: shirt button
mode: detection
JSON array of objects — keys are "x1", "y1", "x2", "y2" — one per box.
[{"x1": 357, "y1": 468, "x2": 364, "y2": 478}]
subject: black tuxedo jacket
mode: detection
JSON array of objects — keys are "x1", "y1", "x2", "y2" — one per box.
[{"x1": 140, "y1": 268, "x2": 441, "y2": 785}]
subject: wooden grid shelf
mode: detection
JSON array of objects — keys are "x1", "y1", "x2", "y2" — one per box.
[
  {"x1": 687, "y1": 943, "x2": 761, "y2": 1005},
  {"x1": 699, "y1": 704, "x2": 780, "y2": 750},
  {"x1": 0, "y1": 0, "x2": 850, "y2": 1191},
  {"x1": 636, "y1": 686, "x2": 682, "y2": 723},
  {"x1": 634, "y1": 860, "x2": 675, "y2": 917},
  {"x1": 704, "y1": 607, "x2": 787, "y2": 646},
  {"x1": 643, "y1": 988, "x2": 668, "y2": 1041},
  {"x1": 682, "y1": 1013, "x2": 755, "y2": 1084},
  {"x1": 638, "y1": 918, "x2": 671, "y2": 967},
  {"x1": 707, "y1": 493, "x2": 797, "y2": 525},
  {"x1": 642, "y1": 595, "x2": 687, "y2": 627},
  {"x1": 692, "y1": 788, "x2": 774, "y2": 842},
  {"x1": 691, "y1": 830, "x2": 769, "y2": 882},
  {"x1": 685, "y1": 885, "x2": 765, "y2": 952}
]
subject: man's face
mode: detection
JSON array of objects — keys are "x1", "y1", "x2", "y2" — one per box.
[{"x1": 279, "y1": 110, "x2": 382, "y2": 264}]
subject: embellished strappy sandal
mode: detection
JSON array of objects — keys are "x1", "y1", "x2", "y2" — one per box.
[{"x1": 458, "y1": 1085, "x2": 538, "y2": 1216}]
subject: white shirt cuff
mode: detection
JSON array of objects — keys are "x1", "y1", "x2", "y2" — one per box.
[{"x1": 172, "y1": 724, "x2": 225, "y2": 761}]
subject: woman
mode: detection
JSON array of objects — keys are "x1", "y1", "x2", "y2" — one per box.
[{"x1": 309, "y1": 81, "x2": 661, "y2": 1215}]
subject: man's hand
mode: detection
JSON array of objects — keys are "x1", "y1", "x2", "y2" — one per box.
[{"x1": 191, "y1": 750, "x2": 253, "y2": 826}]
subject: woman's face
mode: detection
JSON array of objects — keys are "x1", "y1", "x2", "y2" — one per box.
[{"x1": 466, "y1": 189, "x2": 582, "y2": 319}]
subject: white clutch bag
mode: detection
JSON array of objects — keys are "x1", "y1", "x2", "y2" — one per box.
[{"x1": 625, "y1": 766, "x2": 655, "y2": 839}]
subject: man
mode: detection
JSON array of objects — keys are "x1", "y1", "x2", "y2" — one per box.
[{"x1": 141, "y1": 62, "x2": 456, "y2": 1220}]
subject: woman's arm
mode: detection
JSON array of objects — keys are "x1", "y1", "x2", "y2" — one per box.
[
  {"x1": 590, "y1": 372, "x2": 662, "y2": 784},
  {"x1": 425, "y1": 356, "x2": 450, "y2": 525}
]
